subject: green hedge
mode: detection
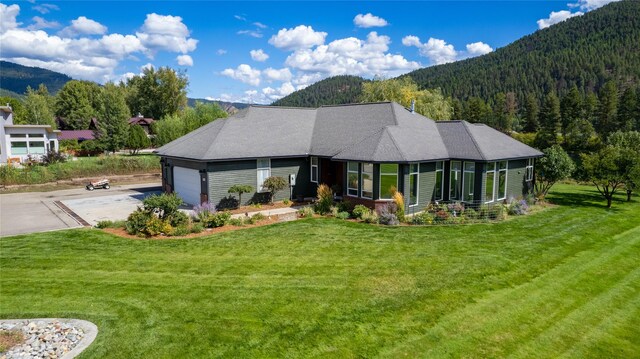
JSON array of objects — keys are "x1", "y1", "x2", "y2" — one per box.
[{"x1": 0, "y1": 155, "x2": 161, "y2": 186}]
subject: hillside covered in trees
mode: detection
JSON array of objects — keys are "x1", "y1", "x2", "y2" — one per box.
[
  {"x1": 275, "y1": 0, "x2": 640, "y2": 107},
  {"x1": 0, "y1": 61, "x2": 72, "y2": 95},
  {"x1": 272, "y1": 75, "x2": 366, "y2": 107}
]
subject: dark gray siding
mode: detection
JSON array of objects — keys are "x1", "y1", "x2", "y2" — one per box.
[
  {"x1": 207, "y1": 157, "x2": 313, "y2": 207},
  {"x1": 506, "y1": 159, "x2": 531, "y2": 199}
]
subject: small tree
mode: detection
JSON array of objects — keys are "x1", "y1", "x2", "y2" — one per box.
[
  {"x1": 581, "y1": 146, "x2": 630, "y2": 208},
  {"x1": 262, "y1": 176, "x2": 288, "y2": 203},
  {"x1": 607, "y1": 131, "x2": 640, "y2": 201},
  {"x1": 127, "y1": 124, "x2": 151, "y2": 155},
  {"x1": 228, "y1": 184, "x2": 254, "y2": 207},
  {"x1": 535, "y1": 145, "x2": 575, "y2": 198}
]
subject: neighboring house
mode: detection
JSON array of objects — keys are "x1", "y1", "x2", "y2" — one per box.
[
  {"x1": 128, "y1": 114, "x2": 155, "y2": 136},
  {"x1": 156, "y1": 102, "x2": 543, "y2": 210},
  {"x1": 1, "y1": 105, "x2": 60, "y2": 165},
  {"x1": 58, "y1": 130, "x2": 95, "y2": 142}
]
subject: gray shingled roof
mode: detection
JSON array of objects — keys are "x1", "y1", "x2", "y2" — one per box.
[
  {"x1": 156, "y1": 102, "x2": 542, "y2": 162},
  {"x1": 437, "y1": 121, "x2": 543, "y2": 161}
]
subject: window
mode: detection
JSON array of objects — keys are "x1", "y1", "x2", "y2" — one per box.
[
  {"x1": 11, "y1": 142, "x2": 27, "y2": 155},
  {"x1": 497, "y1": 161, "x2": 508, "y2": 200},
  {"x1": 256, "y1": 158, "x2": 271, "y2": 192},
  {"x1": 361, "y1": 163, "x2": 373, "y2": 199},
  {"x1": 30, "y1": 134, "x2": 44, "y2": 138},
  {"x1": 434, "y1": 161, "x2": 444, "y2": 201},
  {"x1": 347, "y1": 162, "x2": 359, "y2": 196},
  {"x1": 409, "y1": 163, "x2": 419, "y2": 206},
  {"x1": 449, "y1": 161, "x2": 461, "y2": 200},
  {"x1": 526, "y1": 158, "x2": 534, "y2": 182},
  {"x1": 485, "y1": 162, "x2": 496, "y2": 203},
  {"x1": 463, "y1": 162, "x2": 475, "y2": 202},
  {"x1": 379, "y1": 163, "x2": 398, "y2": 199},
  {"x1": 310, "y1": 157, "x2": 319, "y2": 183},
  {"x1": 10, "y1": 134, "x2": 26, "y2": 138},
  {"x1": 29, "y1": 141, "x2": 46, "y2": 154}
]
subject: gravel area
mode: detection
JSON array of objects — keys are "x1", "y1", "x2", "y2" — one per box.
[{"x1": 0, "y1": 319, "x2": 97, "y2": 359}]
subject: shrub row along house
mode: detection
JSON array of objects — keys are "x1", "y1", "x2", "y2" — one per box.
[{"x1": 156, "y1": 102, "x2": 542, "y2": 212}]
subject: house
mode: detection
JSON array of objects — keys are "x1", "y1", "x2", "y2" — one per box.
[
  {"x1": 155, "y1": 102, "x2": 543, "y2": 211},
  {"x1": 1, "y1": 105, "x2": 60, "y2": 165},
  {"x1": 128, "y1": 113, "x2": 155, "y2": 136},
  {"x1": 57, "y1": 117, "x2": 98, "y2": 143}
]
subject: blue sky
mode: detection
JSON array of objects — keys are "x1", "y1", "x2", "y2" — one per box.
[{"x1": 0, "y1": 0, "x2": 617, "y2": 104}]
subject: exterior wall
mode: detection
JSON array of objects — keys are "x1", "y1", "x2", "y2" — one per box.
[
  {"x1": 207, "y1": 157, "x2": 313, "y2": 207},
  {"x1": 1, "y1": 125, "x2": 59, "y2": 164},
  {"x1": 479, "y1": 158, "x2": 535, "y2": 204}
]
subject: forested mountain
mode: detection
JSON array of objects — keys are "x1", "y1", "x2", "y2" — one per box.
[
  {"x1": 0, "y1": 61, "x2": 72, "y2": 94},
  {"x1": 272, "y1": 75, "x2": 366, "y2": 107},
  {"x1": 274, "y1": 0, "x2": 640, "y2": 107}
]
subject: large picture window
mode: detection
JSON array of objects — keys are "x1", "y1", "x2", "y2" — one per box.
[
  {"x1": 497, "y1": 161, "x2": 508, "y2": 200},
  {"x1": 379, "y1": 163, "x2": 398, "y2": 199},
  {"x1": 257, "y1": 158, "x2": 271, "y2": 192},
  {"x1": 29, "y1": 141, "x2": 46, "y2": 154},
  {"x1": 485, "y1": 162, "x2": 496, "y2": 203},
  {"x1": 434, "y1": 161, "x2": 444, "y2": 201},
  {"x1": 361, "y1": 163, "x2": 373, "y2": 199},
  {"x1": 409, "y1": 163, "x2": 419, "y2": 206},
  {"x1": 449, "y1": 161, "x2": 461, "y2": 200},
  {"x1": 526, "y1": 158, "x2": 534, "y2": 182},
  {"x1": 310, "y1": 157, "x2": 318, "y2": 183},
  {"x1": 11, "y1": 141, "x2": 27, "y2": 155},
  {"x1": 347, "y1": 162, "x2": 359, "y2": 196},
  {"x1": 463, "y1": 162, "x2": 475, "y2": 202}
]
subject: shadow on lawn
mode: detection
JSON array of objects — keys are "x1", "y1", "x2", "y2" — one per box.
[{"x1": 547, "y1": 186, "x2": 629, "y2": 210}]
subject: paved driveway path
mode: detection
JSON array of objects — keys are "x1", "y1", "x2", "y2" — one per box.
[{"x1": 0, "y1": 183, "x2": 160, "y2": 237}]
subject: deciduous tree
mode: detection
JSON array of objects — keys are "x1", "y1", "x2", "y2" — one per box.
[
  {"x1": 580, "y1": 145, "x2": 633, "y2": 208},
  {"x1": 534, "y1": 145, "x2": 575, "y2": 198},
  {"x1": 23, "y1": 86, "x2": 56, "y2": 128},
  {"x1": 55, "y1": 80, "x2": 101, "y2": 129},
  {"x1": 125, "y1": 66, "x2": 188, "y2": 121}
]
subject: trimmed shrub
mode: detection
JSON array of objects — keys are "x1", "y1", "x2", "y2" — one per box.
[
  {"x1": 143, "y1": 193, "x2": 183, "y2": 220},
  {"x1": 315, "y1": 183, "x2": 333, "y2": 214},
  {"x1": 330, "y1": 206, "x2": 340, "y2": 217},
  {"x1": 337, "y1": 200, "x2": 354, "y2": 213},
  {"x1": 298, "y1": 207, "x2": 315, "y2": 218},
  {"x1": 171, "y1": 225, "x2": 191, "y2": 237},
  {"x1": 229, "y1": 218, "x2": 245, "y2": 226},
  {"x1": 207, "y1": 211, "x2": 231, "y2": 228},
  {"x1": 228, "y1": 184, "x2": 254, "y2": 207},
  {"x1": 125, "y1": 208, "x2": 154, "y2": 235},
  {"x1": 168, "y1": 210, "x2": 189, "y2": 227},
  {"x1": 352, "y1": 204, "x2": 370, "y2": 220},
  {"x1": 336, "y1": 211, "x2": 350, "y2": 220},
  {"x1": 190, "y1": 223, "x2": 204, "y2": 233},
  {"x1": 263, "y1": 176, "x2": 288, "y2": 203},
  {"x1": 361, "y1": 211, "x2": 379, "y2": 224}
]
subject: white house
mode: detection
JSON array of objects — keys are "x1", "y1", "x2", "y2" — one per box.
[{"x1": 1, "y1": 105, "x2": 60, "y2": 165}]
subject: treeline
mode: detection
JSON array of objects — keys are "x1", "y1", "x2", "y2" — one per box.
[
  {"x1": 0, "y1": 66, "x2": 227, "y2": 152},
  {"x1": 272, "y1": 75, "x2": 365, "y2": 107}
]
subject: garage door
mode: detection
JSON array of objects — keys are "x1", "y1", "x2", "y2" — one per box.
[{"x1": 173, "y1": 167, "x2": 202, "y2": 206}]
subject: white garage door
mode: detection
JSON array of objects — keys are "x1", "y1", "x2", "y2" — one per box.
[{"x1": 173, "y1": 167, "x2": 202, "y2": 206}]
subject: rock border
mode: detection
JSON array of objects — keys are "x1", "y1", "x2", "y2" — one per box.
[{"x1": 0, "y1": 318, "x2": 98, "y2": 359}]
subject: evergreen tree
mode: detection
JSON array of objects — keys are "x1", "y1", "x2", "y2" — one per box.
[
  {"x1": 523, "y1": 94, "x2": 539, "y2": 132},
  {"x1": 451, "y1": 98, "x2": 463, "y2": 121},
  {"x1": 23, "y1": 86, "x2": 56, "y2": 128},
  {"x1": 493, "y1": 92, "x2": 512, "y2": 133},
  {"x1": 96, "y1": 83, "x2": 130, "y2": 153},
  {"x1": 535, "y1": 92, "x2": 561, "y2": 149},
  {"x1": 560, "y1": 85, "x2": 583, "y2": 143},
  {"x1": 596, "y1": 80, "x2": 619, "y2": 137},
  {"x1": 127, "y1": 124, "x2": 150, "y2": 155},
  {"x1": 583, "y1": 92, "x2": 599, "y2": 125},
  {"x1": 636, "y1": 88, "x2": 640, "y2": 131},
  {"x1": 617, "y1": 87, "x2": 636, "y2": 132},
  {"x1": 465, "y1": 97, "x2": 491, "y2": 124}
]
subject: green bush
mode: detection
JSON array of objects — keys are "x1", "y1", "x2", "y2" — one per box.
[
  {"x1": 411, "y1": 212, "x2": 434, "y2": 225},
  {"x1": 143, "y1": 193, "x2": 183, "y2": 220},
  {"x1": 228, "y1": 184, "x2": 254, "y2": 207},
  {"x1": 96, "y1": 220, "x2": 126, "y2": 229},
  {"x1": 125, "y1": 208, "x2": 154, "y2": 235},
  {"x1": 361, "y1": 211, "x2": 379, "y2": 224},
  {"x1": 336, "y1": 211, "x2": 350, "y2": 220},
  {"x1": 168, "y1": 211, "x2": 189, "y2": 227},
  {"x1": 251, "y1": 213, "x2": 266, "y2": 222},
  {"x1": 145, "y1": 216, "x2": 172, "y2": 236},
  {"x1": 330, "y1": 206, "x2": 340, "y2": 217},
  {"x1": 229, "y1": 218, "x2": 245, "y2": 226},
  {"x1": 337, "y1": 200, "x2": 354, "y2": 213},
  {"x1": 206, "y1": 211, "x2": 231, "y2": 228},
  {"x1": 171, "y1": 225, "x2": 191, "y2": 237},
  {"x1": 298, "y1": 207, "x2": 315, "y2": 218},
  {"x1": 263, "y1": 176, "x2": 288, "y2": 203},
  {"x1": 352, "y1": 204, "x2": 370, "y2": 220},
  {"x1": 190, "y1": 223, "x2": 204, "y2": 233}
]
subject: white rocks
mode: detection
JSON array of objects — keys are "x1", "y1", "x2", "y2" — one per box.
[{"x1": 0, "y1": 320, "x2": 84, "y2": 359}]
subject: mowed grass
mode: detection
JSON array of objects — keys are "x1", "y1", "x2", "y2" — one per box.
[{"x1": 1, "y1": 184, "x2": 639, "y2": 358}]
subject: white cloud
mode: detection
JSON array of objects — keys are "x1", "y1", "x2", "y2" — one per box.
[
  {"x1": 402, "y1": 35, "x2": 457, "y2": 65},
  {"x1": 253, "y1": 22, "x2": 267, "y2": 29},
  {"x1": 250, "y1": 49, "x2": 269, "y2": 62},
  {"x1": 141, "y1": 63, "x2": 154, "y2": 71},
  {"x1": 537, "y1": 10, "x2": 583, "y2": 29},
  {"x1": 217, "y1": 49, "x2": 227, "y2": 55},
  {"x1": 59, "y1": 16, "x2": 108, "y2": 37},
  {"x1": 221, "y1": 64, "x2": 261, "y2": 86},
  {"x1": 27, "y1": 16, "x2": 60, "y2": 31},
  {"x1": 234, "y1": 15, "x2": 247, "y2": 21},
  {"x1": 136, "y1": 13, "x2": 198, "y2": 55},
  {"x1": 263, "y1": 67, "x2": 292, "y2": 82},
  {"x1": 262, "y1": 82, "x2": 296, "y2": 101},
  {"x1": 0, "y1": 7, "x2": 197, "y2": 83},
  {"x1": 269, "y1": 25, "x2": 327, "y2": 51},
  {"x1": 465, "y1": 42, "x2": 493, "y2": 56},
  {"x1": 32, "y1": 3, "x2": 58, "y2": 14},
  {"x1": 0, "y1": 4, "x2": 22, "y2": 33},
  {"x1": 285, "y1": 32, "x2": 420, "y2": 79},
  {"x1": 237, "y1": 30, "x2": 263, "y2": 38},
  {"x1": 176, "y1": 54, "x2": 193, "y2": 66},
  {"x1": 571, "y1": 0, "x2": 619, "y2": 11},
  {"x1": 353, "y1": 13, "x2": 388, "y2": 28}
]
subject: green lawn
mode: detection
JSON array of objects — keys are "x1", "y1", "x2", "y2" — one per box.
[{"x1": 1, "y1": 184, "x2": 639, "y2": 358}]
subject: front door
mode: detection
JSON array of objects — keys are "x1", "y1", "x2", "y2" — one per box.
[{"x1": 320, "y1": 159, "x2": 344, "y2": 194}]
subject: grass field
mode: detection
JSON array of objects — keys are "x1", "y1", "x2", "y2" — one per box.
[{"x1": 1, "y1": 184, "x2": 639, "y2": 358}]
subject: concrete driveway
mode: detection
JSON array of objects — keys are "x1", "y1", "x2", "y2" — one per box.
[{"x1": 0, "y1": 183, "x2": 161, "y2": 237}]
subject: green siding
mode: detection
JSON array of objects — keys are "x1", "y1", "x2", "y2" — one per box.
[
  {"x1": 506, "y1": 159, "x2": 531, "y2": 199},
  {"x1": 207, "y1": 158, "x2": 313, "y2": 207}
]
